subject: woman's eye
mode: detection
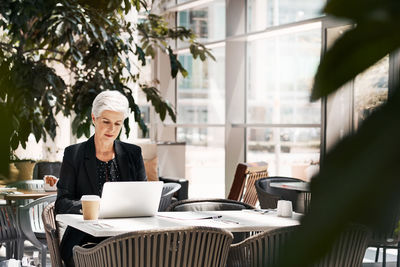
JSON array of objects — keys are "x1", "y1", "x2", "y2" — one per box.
[
  {"x1": 115, "y1": 123, "x2": 121, "y2": 126},
  {"x1": 103, "y1": 121, "x2": 110, "y2": 124}
]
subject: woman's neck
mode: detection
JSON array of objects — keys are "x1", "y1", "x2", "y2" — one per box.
[{"x1": 94, "y1": 135, "x2": 114, "y2": 161}]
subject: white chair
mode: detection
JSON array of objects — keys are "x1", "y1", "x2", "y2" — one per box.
[{"x1": 17, "y1": 194, "x2": 56, "y2": 267}]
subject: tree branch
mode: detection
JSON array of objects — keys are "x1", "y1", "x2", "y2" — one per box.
[
  {"x1": 39, "y1": 57, "x2": 69, "y2": 67},
  {"x1": 23, "y1": 48, "x2": 64, "y2": 54}
]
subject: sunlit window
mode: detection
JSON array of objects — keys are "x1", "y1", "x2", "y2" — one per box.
[
  {"x1": 247, "y1": 0, "x2": 325, "y2": 32},
  {"x1": 246, "y1": 24, "x2": 321, "y2": 178},
  {"x1": 177, "y1": 0, "x2": 225, "y2": 47}
]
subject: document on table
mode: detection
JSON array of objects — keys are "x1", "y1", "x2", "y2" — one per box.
[{"x1": 158, "y1": 212, "x2": 222, "y2": 220}]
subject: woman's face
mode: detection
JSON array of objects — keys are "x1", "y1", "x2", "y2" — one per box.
[{"x1": 92, "y1": 110, "x2": 124, "y2": 144}]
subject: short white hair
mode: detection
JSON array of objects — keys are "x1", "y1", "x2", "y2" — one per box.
[{"x1": 92, "y1": 91, "x2": 129, "y2": 119}]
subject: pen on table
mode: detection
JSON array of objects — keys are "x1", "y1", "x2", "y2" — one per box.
[{"x1": 207, "y1": 215, "x2": 222, "y2": 219}]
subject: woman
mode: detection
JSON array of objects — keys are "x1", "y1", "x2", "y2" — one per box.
[{"x1": 55, "y1": 90, "x2": 147, "y2": 266}]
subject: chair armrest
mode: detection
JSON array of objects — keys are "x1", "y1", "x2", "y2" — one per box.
[{"x1": 159, "y1": 176, "x2": 188, "y2": 201}]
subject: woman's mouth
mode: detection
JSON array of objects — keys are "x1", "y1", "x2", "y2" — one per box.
[{"x1": 105, "y1": 134, "x2": 113, "y2": 138}]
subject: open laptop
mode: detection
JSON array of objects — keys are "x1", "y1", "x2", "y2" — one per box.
[{"x1": 99, "y1": 181, "x2": 163, "y2": 218}]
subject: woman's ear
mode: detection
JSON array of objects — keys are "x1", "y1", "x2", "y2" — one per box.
[{"x1": 91, "y1": 113, "x2": 96, "y2": 126}]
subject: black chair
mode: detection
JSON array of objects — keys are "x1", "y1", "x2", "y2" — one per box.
[
  {"x1": 158, "y1": 182, "x2": 181, "y2": 211},
  {"x1": 159, "y1": 176, "x2": 188, "y2": 201},
  {"x1": 32, "y1": 161, "x2": 62, "y2": 180},
  {"x1": 368, "y1": 210, "x2": 400, "y2": 267},
  {"x1": 166, "y1": 198, "x2": 255, "y2": 212},
  {"x1": 167, "y1": 198, "x2": 256, "y2": 243},
  {"x1": 0, "y1": 206, "x2": 22, "y2": 260},
  {"x1": 255, "y1": 176, "x2": 306, "y2": 213}
]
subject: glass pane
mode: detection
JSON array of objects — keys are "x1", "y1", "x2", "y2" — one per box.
[
  {"x1": 177, "y1": 0, "x2": 225, "y2": 46},
  {"x1": 247, "y1": 26, "x2": 321, "y2": 124},
  {"x1": 177, "y1": 127, "x2": 225, "y2": 198},
  {"x1": 247, "y1": 0, "x2": 325, "y2": 32},
  {"x1": 177, "y1": 46, "x2": 225, "y2": 124},
  {"x1": 247, "y1": 127, "x2": 320, "y2": 179},
  {"x1": 353, "y1": 55, "x2": 389, "y2": 129}
]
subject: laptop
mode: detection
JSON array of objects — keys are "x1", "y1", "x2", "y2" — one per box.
[{"x1": 99, "y1": 181, "x2": 163, "y2": 218}]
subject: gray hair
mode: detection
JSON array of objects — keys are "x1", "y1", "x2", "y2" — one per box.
[{"x1": 92, "y1": 91, "x2": 129, "y2": 119}]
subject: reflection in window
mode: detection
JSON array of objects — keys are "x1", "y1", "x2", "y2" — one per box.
[
  {"x1": 247, "y1": 0, "x2": 325, "y2": 32},
  {"x1": 177, "y1": 0, "x2": 225, "y2": 46},
  {"x1": 177, "y1": 47, "x2": 225, "y2": 124},
  {"x1": 247, "y1": 27, "x2": 321, "y2": 124},
  {"x1": 247, "y1": 127, "x2": 320, "y2": 177},
  {"x1": 353, "y1": 56, "x2": 389, "y2": 129}
]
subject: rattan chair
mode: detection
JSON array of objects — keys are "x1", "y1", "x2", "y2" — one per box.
[
  {"x1": 255, "y1": 176, "x2": 308, "y2": 213},
  {"x1": 227, "y1": 162, "x2": 268, "y2": 206},
  {"x1": 227, "y1": 224, "x2": 370, "y2": 267},
  {"x1": 73, "y1": 226, "x2": 233, "y2": 267},
  {"x1": 0, "y1": 205, "x2": 22, "y2": 260},
  {"x1": 158, "y1": 182, "x2": 181, "y2": 211},
  {"x1": 42, "y1": 202, "x2": 64, "y2": 267},
  {"x1": 227, "y1": 225, "x2": 298, "y2": 267}
]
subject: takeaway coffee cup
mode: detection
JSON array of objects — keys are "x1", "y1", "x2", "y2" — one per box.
[
  {"x1": 81, "y1": 195, "x2": 100, "y2": 221},
  {"x1": 277, "y1": 200, "x2": 293, "y2": 217}
]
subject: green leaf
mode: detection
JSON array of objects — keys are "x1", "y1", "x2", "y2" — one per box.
[
  {"x1": 311, "y1": 20, "x2": 400, "y2": 101},
  {"x1": 280, "y1": 89, "x2": 400, "y2": 266},
  {"x1": 135, "y1": 45, "x2": 146, "y2": 66},
  {"x1": 324, "y1": 0, "x2": 400, "y2": 22}
]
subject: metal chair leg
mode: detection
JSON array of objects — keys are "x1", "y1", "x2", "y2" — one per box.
[
  {"x1": 41, "y1": 246, "x2": 47, "y2": 267},
  {"x1": 396, "y1": 242, "x2": 400, "y2": 267},
  {"x1": 5, "y1": 241, "x2": 12, "y2": 259},
  {"x1": 375, "y1": 246, "x2": 380, "y2": 262},
  {"x1": 383, "y1": 247, "x2": 387, "y2": 267}
]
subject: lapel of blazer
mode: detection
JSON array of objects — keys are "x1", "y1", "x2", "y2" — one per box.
[
  {"x1": 115, "y1": 140, "x2": 130, "y2": 181},
  {"x1": 84, "y1": 136, "x2": 98, "y2": 193}
]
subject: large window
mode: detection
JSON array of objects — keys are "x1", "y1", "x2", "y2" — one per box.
[
  {"x1": 162, "y1": 1, "x2": 326, "y2": 197},
  {"x1": 176, "y1": 45, "x2": 226, "y2": 197},
  {"x1": 177, "y1": 0, "x2": 225, "y2": 47},
  {"x1": 247, "y1": 0, "x2": 325, "y2": 32},
  {"x1": 177, "y1": 47, "x2": 225, "y2": 124},
  {"x1": 246, "y1": 24, "x2": 321, "y2": 177}
]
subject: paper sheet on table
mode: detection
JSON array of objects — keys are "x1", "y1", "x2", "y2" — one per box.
[{"x1": 158, "y1": 212, "x2": 221, "y2": 220}]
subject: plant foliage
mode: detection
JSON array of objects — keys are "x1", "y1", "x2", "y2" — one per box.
[
  {"x1": 279, "y1": 0, "x2": 400, "y2": 265},
  {"x1": 0, "y1": 0, "x2": 213, "y2": 177}
]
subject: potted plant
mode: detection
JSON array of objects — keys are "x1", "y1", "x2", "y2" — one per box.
[{"x1": 0, "y1": 0, "x2": 214, "y2": 178}]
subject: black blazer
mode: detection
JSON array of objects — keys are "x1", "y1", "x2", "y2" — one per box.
[{"x1": 55, "y1": 135, "x2": 146, "y2": 262}]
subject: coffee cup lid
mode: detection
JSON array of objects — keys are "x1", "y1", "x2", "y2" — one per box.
[{"x1": 81, "y1": 195, "x2": 100, "y2": 201}]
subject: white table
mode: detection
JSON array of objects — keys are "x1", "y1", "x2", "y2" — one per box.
[
  {"x1": 56, "y1": 210, "x2": 301, "y2": 237},
  {"x1": 269, "y1": 182, "x2": 310, "y2": 192}
]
